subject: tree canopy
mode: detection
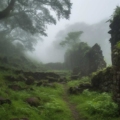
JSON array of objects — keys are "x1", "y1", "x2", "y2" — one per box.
[
  {"x1": 0, "y1": 0, "x2": 72, "y2": 35},
  {"x1": 0, "y1": 0, "x2": 72, "y2": 51},
  {"x1": 60, "y1": 31, "x2": 83, "y2": 50}
]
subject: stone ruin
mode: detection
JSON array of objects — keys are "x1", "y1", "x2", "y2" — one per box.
[
  {"x1": 112, "y1": 45, "x2": 120, "y2": 112},
  {"x1": 89, "y1": 12, "x2": 120, "y2": 111},
  {"x1": 71, "y1": 43, "x2": 106, "y2": 78},
  {"x1": 108, "y1": 10, "x2": 120, "y2": 111},
  {"x1": 69, "y1": 7, "x2": 120, "y2": 112},
  {"x1": 83, "y1": 43, "x2": 106, "y2": 76},
  {"x1": 91, "y1": 67, "x2": 114, "y2": 92}
]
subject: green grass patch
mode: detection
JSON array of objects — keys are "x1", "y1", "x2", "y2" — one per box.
[
  {"x1": 67, "y1": 76, "x2": 91, "y2": 87},
  {"x1": 69, "y1": 89, "x2": 120, "y2": 120},
  {"x1": 0, "y1": 71, "x2": 73, "y2": 120}
]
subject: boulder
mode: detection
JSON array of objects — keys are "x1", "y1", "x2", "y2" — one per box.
[{"x1": 26, "y1": 97, "x2": 40, "y2": 107}]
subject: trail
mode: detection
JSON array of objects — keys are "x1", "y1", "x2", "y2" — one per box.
[{"x1": 62, "y1": 84, "x2": 86, "y2": 120}]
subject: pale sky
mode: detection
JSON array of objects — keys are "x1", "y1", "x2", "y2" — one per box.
[
  {"x1": 45, "y1": 0, "x2": 120, "y2": 40},
  {"x1": 29, "y1": 0, "x2": 120, "y2": 63}
]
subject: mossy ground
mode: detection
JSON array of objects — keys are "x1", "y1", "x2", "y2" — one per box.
[
  {"x1": 0, "y1": 70, "x2": 72, "y2": 120},
  {"x1": 0, "y1": 70, "x2": 120, "y2": 120}
]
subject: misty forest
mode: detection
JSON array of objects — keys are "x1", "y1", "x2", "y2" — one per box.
[{"x1": 1, "y1": 0, "x2": 120, "y2": 120}]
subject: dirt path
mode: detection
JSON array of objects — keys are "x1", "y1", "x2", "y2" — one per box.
[{"x1": 62, "y1": 84, "x2": 86, "y2": 120}]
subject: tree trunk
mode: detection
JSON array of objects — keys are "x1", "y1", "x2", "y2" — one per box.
[{"x1": 0, "y1": 0, "x2": 16, "y2": 19}]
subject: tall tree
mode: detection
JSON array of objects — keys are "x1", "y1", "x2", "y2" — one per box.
[
  {"x1": 108, "y1": 6, "x2": 120, "y2": 64},
  {"x1": 60, "y1": 31, "x2": 83, "y2": 50},
  {"x1": 0, "y1": 0, "x2": 72, "y2": 51},
  {"x1": 0, "y1": 0, "x2": 72, "y2": 35}
]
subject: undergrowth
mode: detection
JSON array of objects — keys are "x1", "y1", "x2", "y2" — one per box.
[
  {"x1": 0, "y1": 71, "x2": 72, "y2": 120},
  {"x1": 68, "y1": 79, "x2": 120, "y2": 120}
]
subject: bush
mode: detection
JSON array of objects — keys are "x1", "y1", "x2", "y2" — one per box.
[{"x1": 84, "y1": 91, "x2": 118, "y2": 117}]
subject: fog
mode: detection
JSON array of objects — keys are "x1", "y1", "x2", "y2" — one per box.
[{"x1": 28, "y1": 0, "x2": 120, "y2": 64}]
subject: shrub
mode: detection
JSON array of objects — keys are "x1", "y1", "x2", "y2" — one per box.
[{"x1": 84, "y1": 91, "x2": 118, "y2": 117}]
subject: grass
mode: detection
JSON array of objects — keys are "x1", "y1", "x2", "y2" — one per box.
[
  {"x1": 67, "y1": 78, "x2": 120, "y2": 120},
  {"x1": 0, "y1": 70, "x2": 120, "y2": 120},
  {"x1": 67, "y1": 76, "x2": 91, "y2": 87},
  {"x1": 0, "y1": 70, "x2": 72, "y2": 120}
]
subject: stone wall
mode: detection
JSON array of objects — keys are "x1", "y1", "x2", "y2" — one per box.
[
  {"x1": 112, "y1": 46, "x2": 120, "y2": 111},
  {"x1": 91, "y1": 67, "x2": 113, "y2": 92},
  {"x1": 91, "y1": 45, "x2": 120, "y2": 111}
]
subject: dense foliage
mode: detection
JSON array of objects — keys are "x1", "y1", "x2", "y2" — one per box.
[{"x1": 0, "y1": 0, "x2": 72, "y2": 52}]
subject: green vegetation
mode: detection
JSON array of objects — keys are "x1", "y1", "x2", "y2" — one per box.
[
  {"x1": 69, "y1": 90, "x2": 119, "y2": 120},
  {"x1": 0, "y1": 0, "x2": 72, "y2": 63},
  {"x1": 67, "y1": 77, "x2": 120, "y2": 120},
  {"x1": 60, "y1": 31, "x2": 83, "y2": 50},
  {"x1": 0, "y1": 3, "x2": 120, "y2": 120},
  {"x1": 112, "y1": 6, "x2": 120, "y2": 20},
  {"x1": 116, "y1": 41, "x2": 120, "y2": 49},
  {"x1": 0, "y1": 68, "x2": 120, "y2": 120},
  {"x1": 0, "y1": 71, "x2": 72, "y2": 120},
  {"x1": 67, "y1": 76, "x2": 91, "y2": 87}
]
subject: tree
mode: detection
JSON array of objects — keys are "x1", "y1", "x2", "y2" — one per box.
[
  {"x1": 108, "y1": 6, "x2": 120, "y2": 64},
  {"x1": 64, "y1": 42, "x2": 90, "y2": 70},
  {"x1": 0, "y1": 0, "x2": 72, "y2": 51},
  {"x1": 0, "y1": 0, "x2": 72, "y2": 35},
  {"x1": 59, "y1": 31, "x2": 90, "y2": 69},
  {"x1": 60, "y1": 31, "x2": 83, "y2": 50},
  {"x1": 0, "y1": 0, "x2": 15, "y2": 19}
]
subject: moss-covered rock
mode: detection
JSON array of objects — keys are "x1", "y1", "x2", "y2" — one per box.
[
  {"x1": 26, "y1": 97, "x2": 40, "y2": 107},
  {"x1": 91, "y1": 67, "x2": 113, "y2": 92}
]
